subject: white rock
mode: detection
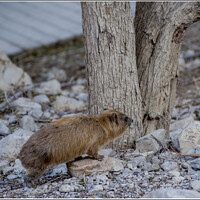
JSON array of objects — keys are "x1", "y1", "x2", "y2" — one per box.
[
  {"x1": 170, "y1": 116, "x2": 194, "y2": 132},
  {"x1": 72, "y1": 85, "x2": 85, "y2": 93},
  {"x1": 43, "y1": 111, "x2": 51, "y2": 118},
  {"x1": 96, "y1": 174, "x2": 108, "y2": 183},
  {"x1": 144, "y1": 188, "x2": 200, "y2": 198},
  {"x1": 173, "y1": 176, "x2": 184, "y2": 183},
  {"x1": 161, "y1": 161, "x2": 179, "y2": 171},
  {"x1": 50, "y1": 163, "x2": 68, "y2": 176},
  {"x1": 53, "y1": 96, "x2": 85, "y2": 111},
  {"x1": 76, "y1": 93, "x2": 88, "y2": 102},
  {"x1": 76, "y1": 78, "x2": 87, "y2": 85},
  {"x1": 136, "y1": 129, "x2": 167, "y2": 153},
  {"x1": 12, "y1": 97, "x2": 42, "y2": 118},
  {"x1": 20, "y1": 115, "x2": 38, "y2": 132},
  {"x1": 59, "y1": 184, "x2": 75, "y2": 193},
  {"x1": 13, "y1": 159, "x2": 25, "y2": 173},
  {"x1": 35, "y1": 79, "x2": 61, "y2": 95},
  {"x1": 3, "y1": 166, "x2": 13, "y2": 175},
  {"x1": 46, "y1": 68, "x2": 67, "y2": 82},
  {"x1": 179, "y1": 121, "x2": 200, "y2": 153},
  {"x1": 7, "y1": 174, "x2": 19, "y2": 180},
  {"x1": 0, "y1": 128, "x2": 33, "y2": 162},
  {"x1": 89, "y1": 185, "x2": 103, "y2": 193},
  {"x1": 0, "y1": 50, "x2": 32, "y2": 91},
  {"x1": 168, "y1": 170, "x2": 180, "y2": 177},
  {"x1": 33, "y1": 94, "x2": 50, "y2": 104},
  {"x1": 0, "y1": 120, "x2": 10, "y2": 135},
  {"x1": 98, "y1": 149, "x2": 116, "y2": 157},
  {"x1": 0, "y1": 160, "x2": 9, "y2": 172},
  {"x1": 191, "y1": 180, "x2": 200, "y2": 192}
]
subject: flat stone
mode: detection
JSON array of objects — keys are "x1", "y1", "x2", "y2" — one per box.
[{"x1": 67, "y1": 156, "x2": 123, "y2": 177}]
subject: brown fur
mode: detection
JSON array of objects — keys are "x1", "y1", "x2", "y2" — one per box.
[{"x1": 19, "y1": 110, "x2": 133, "y2": 187}]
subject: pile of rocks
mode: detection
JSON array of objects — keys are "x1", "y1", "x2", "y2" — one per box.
[{"x1": 0, "y1": 51, "x2": 200, "y2": 198}]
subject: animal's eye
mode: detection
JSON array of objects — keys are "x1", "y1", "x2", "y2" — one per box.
[{"x1": 124, "y1": 117, "x2": 128, "y2": 122}]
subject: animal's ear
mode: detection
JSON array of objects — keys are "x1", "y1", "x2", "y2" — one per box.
[{"x1": 112, "y1": 112, "x2": 118, "y2": 124}]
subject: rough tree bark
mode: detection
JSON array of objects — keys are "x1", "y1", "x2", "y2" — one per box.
[
  {"x1": 81, "y1": 2, "x2": 143, "y2": 148},
  {"x1": 135, "y1": 2, "x2": 200, "y2": 135}
]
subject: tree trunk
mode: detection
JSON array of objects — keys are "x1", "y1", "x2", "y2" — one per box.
[
  {"x1": 81, "y1": 2, "x2": 143, "y2": 148},
  {"x1": 135, "y1": 2, "x2": 200, "y2": 135}
]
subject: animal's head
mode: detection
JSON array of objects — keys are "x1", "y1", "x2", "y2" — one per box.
[{"x1": 99, "y1": 110, "x2": 133, "y2": 136}]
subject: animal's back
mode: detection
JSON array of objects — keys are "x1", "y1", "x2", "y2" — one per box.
[{"x1": 19, "y1": 114, "x2": 106, "y2": 169}]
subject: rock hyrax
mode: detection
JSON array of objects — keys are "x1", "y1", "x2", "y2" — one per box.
[{"x1": 19, "y1": 110, "x2": 133, "y2": 187}]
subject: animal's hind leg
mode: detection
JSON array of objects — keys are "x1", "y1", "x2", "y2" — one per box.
[{"x1": 24, "y1": 168, "x2": 46, "y2": 188}]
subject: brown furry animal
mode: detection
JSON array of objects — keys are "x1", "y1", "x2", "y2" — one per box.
[{"x1": 19, "y1": 110, "x2": 133, "y2": 187}]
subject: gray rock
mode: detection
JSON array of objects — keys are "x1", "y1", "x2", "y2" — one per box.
[
  {"x1": 0, "y1": 128, "x2": 33, "y2": 162},
  {"x1": 98, "y1": 149, "x2": 116, "y2": 157},
  {"x1": 0, "y1": 160, "x2": 9, "y2": 172},
  {"x1": 190, "y1": 158, "x2": 200, "y2": 170},
  {"x1": 179, "y1": 121, "x2": 200, "y2": 153},
  {"x1": 0, "y1": 120, "x2": 10, "y2": 135},
  {"x1": 0, "y1": 50, "x2": 32, "y2": 91},
  {"x1": 170, "y1": 116, "x2": 194, "y2": 132},
  {"x1": 50, "y1": 163, "x2": 68, "y2": 176},
  {"x1": 46, "y1": 68, "x2": 67, "y2": 82},
  {"x1": 72, "y1": 85, "x2": 85, "y2": 93},
  {"x1": 89, "y1": 185, "x2": 103, "y2": 193},
  {"x1": 8, "y1": 115, "x2": 17, "y2": 124},
  {"x1": 161, "y1": 161, "x2": 179, "y2": 171},
  {"x1": 20, "y1": 115, "x2": 38, "y2": 132},
  {"x1": 170, "y1": 129, "x2": 182, "y2": 151},
  {"x1": 12, "y1": 97, "x2": 43, "y2": 118},
  {"x1": 7, "y1": 173, "x2": 19, "y2": 180},
  {"x1": 33, "y1": 94, "x2": 50, "y2": 104},
  {"x1": 59, "y1": 184, "x2": 75, "y2": 193},
  {"x1": 168, "y1": 170, "x2": 180, "y2": 177},
  {"x1": 136, "y1": 129, "x2": 167, "y2": 153},
  {"x1": 53, "y1": 96, "x2": 85, "y2": 112},
  {"x1": 35, "y1": 79, "x2": 61, "y2": 95},
  {"x1": 76, "y1": 93, "x2": 88, "y2": 102},
  {"x1": 96, "y1": 174, "x2": 108, "y2": 183},
  {"x1": 144, "y1": 188, "x2": 200, "y2": 198},
  {"x1": 143, "y1": 163, "x2": 160, "y2": 172},
  {"x1": 191, "y1": 180, "x2": 200, "y2": 192}
]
